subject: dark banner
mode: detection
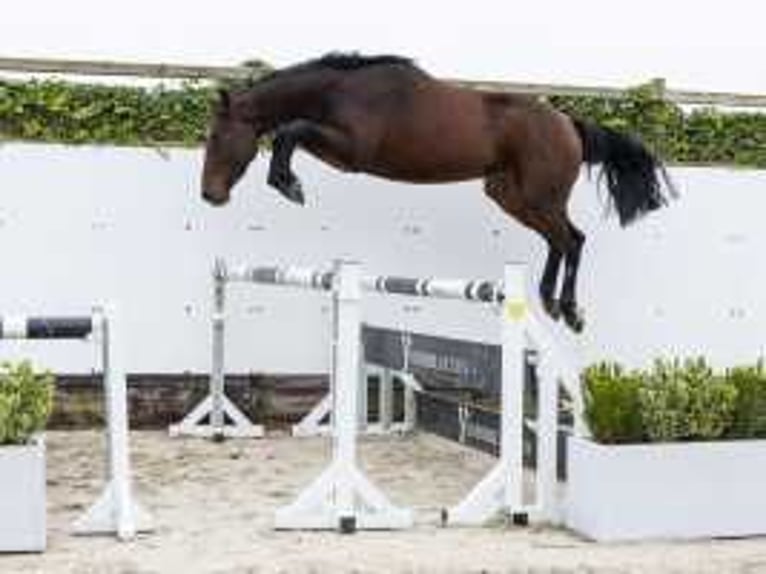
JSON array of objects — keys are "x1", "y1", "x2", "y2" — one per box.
[{"x1": 363, "y1": 325, "x2": 503, "y2": 395}]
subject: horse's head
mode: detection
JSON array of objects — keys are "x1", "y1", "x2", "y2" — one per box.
[{"x1": 201, "y1": 89, "x2": 260, "y2": 206}]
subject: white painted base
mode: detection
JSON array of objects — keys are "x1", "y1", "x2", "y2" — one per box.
[
  {"x1": 0, "y1": 437, "x2": 46, "y2": 552},
  {"x1": 73, "y1": 480, "x2": 154, "y2": 539},
  {"x1": 566, "y1": 436, "x2": 766, "y2": 541},
  {"x1": 169, "y1": 394, "x2": 264, "y2": 439},
  {"x1": 274, "y1": 460, "x2": 413, "y2": 531},
  {"x1": 291, "y1": 367, "x2": 419, "y2": 438},
  {"x1": 448, "y1": 458, "x2": 536, "y2": 526},
  {"x1": 291, "y1": 394, "x2": 332, "y2": 437}
]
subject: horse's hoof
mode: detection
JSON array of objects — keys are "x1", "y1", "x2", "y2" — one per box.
[
  {"x1": 542, "y1": 298, "x2": 561, "y2": 320},
  {"x1": 562, "y1": 304, "x2": 585, "y2": 334},
  {"x1": 285, "y1": 179, "x2": 305, "y2": 205}
]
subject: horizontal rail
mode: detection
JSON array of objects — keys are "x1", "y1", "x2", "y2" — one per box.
[
  {"x1": 224, "y1": 264, "x2": 335, "y2": 291},
  {"x1": 0, "y1": 56, "x2": 257, "y2": 81},
  {"x1": 364, "y1": 276, "x2": 502, "y2": 303},
  {"x1": 0, "y1": 315, "x2": 94, "y2": 339},
  {"x1": 0, "y1": 56, "x2": 764, "y2": 109},
  {"x1": 219, "y1": 262, "x2": 504, "y2": 303}
]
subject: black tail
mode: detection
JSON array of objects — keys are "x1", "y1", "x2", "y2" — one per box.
[{"x1": 572, "y1": 118, "x2": 676, "y2": 226}]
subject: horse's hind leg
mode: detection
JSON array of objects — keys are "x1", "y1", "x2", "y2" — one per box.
[
  {"x1": 484, "y1": 173, "x2": 566, "y2": 322},
  {"x1": 540, "y1": 245, "x2": 563, "y2": 320},
  {"x1": 484, "y1": 172, "x2": 584, "y2": 331},
  {"x1": 559, "y1": 220, "x2": 586, "y2": 332}
]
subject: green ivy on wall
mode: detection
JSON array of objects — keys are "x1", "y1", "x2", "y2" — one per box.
[
  {"x1": 550, "y1": 85, "x2": 766, "y2": 168},
  {"x1": 0, "y1": 79, "x2": 213, "y2": 147},
  {"x1": 0, "y1": 77, "x2": 764, "y2": 168}
]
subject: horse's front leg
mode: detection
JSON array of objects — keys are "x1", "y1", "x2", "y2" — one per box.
[
  {"x1": 267, "y1": 120, "x2": 358, "y2": 205},
  {"x1": 268, "y1": 122, "x2": 308, "y2": 204}
]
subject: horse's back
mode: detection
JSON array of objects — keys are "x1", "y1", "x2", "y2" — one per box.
[
  {"x1": 333, "y1": 68, "x2": 500, "y2": 181},
  {"x1": 325, "y1": 63, "x2": 581, "y2": 185}
]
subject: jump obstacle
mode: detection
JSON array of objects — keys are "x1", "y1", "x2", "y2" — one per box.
[
  {"x1": 0, "y1": 307, "x2": 152, "y2": 540},
  {"x1": 171, "y1": 260, "x2": 419, "y2": 440},
  {"x1": 201, "y1": 258, "x2": 580, "y2": 531}
]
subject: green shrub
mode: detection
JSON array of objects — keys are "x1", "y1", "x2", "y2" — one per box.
[
  {"x1": 726, "y1": 362, "x2": 766, "y2": 439},
  {"x1": 0, "y1": 361, "x2": 55, "y2": 445},
  {"x1": 582, "y1": 362, "x2": 645, "y2": 444},
  {"x1": 637, "y1": 358, "x2": 737, "y2": 442}
]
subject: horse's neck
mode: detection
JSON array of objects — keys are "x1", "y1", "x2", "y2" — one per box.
[{"x1": 242, "y1": 73, "x2": 331, "y2": 130}]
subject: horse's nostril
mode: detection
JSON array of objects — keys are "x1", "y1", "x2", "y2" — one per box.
[{"x1": 202, "y1": 191, "x2": 227, "y2": 206}]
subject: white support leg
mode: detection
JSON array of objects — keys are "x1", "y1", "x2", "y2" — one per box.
[
  {"x1": 275, "y1": 261, "x2": 412, "y2": 532},
  {"x1": 362, "y1": 367, "x2": 420, "y2": 436},
  {"x1": 378, "y1": 368, "x2": 394, "y2": 432},
  {"x1": 291, "y1": 393, "x2": 332, "y2": 437},
  {"x1": 448, "y1": 263, "x2": 528, "y2": 526},
  {"x1": 536, "y1": 352, "x2": 560, "y2": 524},
  {"x1": 73, "y1": 306, "x2": 153, "y2": 540},
  {"x1": 169, "y1": 268, "x2": 263, "y2": 439},
  {"x1": 358, "y1": 344, "x2": 369, "y2": 433},
  {"x1": 293, "y1": 364, "x2": 410, "y2": 437},
  {"x1": 402, "y1": 373, "x2": 418, "y2": 432}
]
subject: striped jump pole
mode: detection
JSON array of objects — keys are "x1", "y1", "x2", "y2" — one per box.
[
  {"x1": 362, "y1": 274, "x2": 503, "y2": 303},
  {"x1": 0, "y1": 307, "x2": 152, "y2": 540}
]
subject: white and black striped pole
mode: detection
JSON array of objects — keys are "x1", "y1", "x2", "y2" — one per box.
[
  {"x1": 0, "y1": 315, "x2": 94, "y2": 340},
  {"x1": 363, "y1": 275, "x2": 503, "y2": 303}
]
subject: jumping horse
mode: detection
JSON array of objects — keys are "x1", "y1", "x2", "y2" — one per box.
[{"x1": 201, "y1": 53, "x2": 675, "y2": 333}]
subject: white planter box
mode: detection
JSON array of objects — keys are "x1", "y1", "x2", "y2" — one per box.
[
  {"x1": 0, "y1": 436, "x2": 46, "y2": 552},
  {"x1": 566, "y1": 435, "x2": 766, "y2": 542}
]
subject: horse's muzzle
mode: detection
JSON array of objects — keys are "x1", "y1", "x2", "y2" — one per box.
[{"x1": 202, "y1": 190, "x2": 229, "y2": 206}]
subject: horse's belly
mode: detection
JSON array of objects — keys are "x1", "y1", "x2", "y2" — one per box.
[{"x1": 368, "y1": 132, "x2": 492, "y2": 183}]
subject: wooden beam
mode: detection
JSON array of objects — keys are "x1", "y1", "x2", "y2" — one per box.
[
  {"x1": 0, "y1": 57, "x2": 259, "y2": 81},
  {"x1": 0, "y1": 56, "x2": 764, "y2": 109}
]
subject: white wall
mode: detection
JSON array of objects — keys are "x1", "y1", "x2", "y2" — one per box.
[{"x1": 0, "y1": 143, "x2": 763, "y2": 374}]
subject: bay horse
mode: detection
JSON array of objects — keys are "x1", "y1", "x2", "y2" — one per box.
[{"x1": 201, "y1": 53, "x2": 675, "y2": 333}]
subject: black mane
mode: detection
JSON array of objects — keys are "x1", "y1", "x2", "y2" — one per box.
[
  {"x1": 255, "y1": 53, "x2": 417, "y2": 85},
  {"x1": 311, "y1": 53, "x2": 414, "y2": 71}
]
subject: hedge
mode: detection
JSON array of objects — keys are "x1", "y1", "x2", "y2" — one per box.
[{"x1": 0, "y1": 77, "x2": 764, "y2": 168}]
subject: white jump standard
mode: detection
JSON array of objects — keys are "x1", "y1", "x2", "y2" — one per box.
[
  {"x1": 170, "y1": 260, "x2": 264, "y2": 439},
  {"x1": 360, "y1": 264, "x2": 580, "y2": 526},
  {"x1": 209, "y1": 257, "x2": 578, "y2": 529},
  {"x1": 225, "y1": 260, "x2": 409, "y2": 532},
  {"x1": 0, "y1": 307, "x2": 152, "y2": 540}
]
